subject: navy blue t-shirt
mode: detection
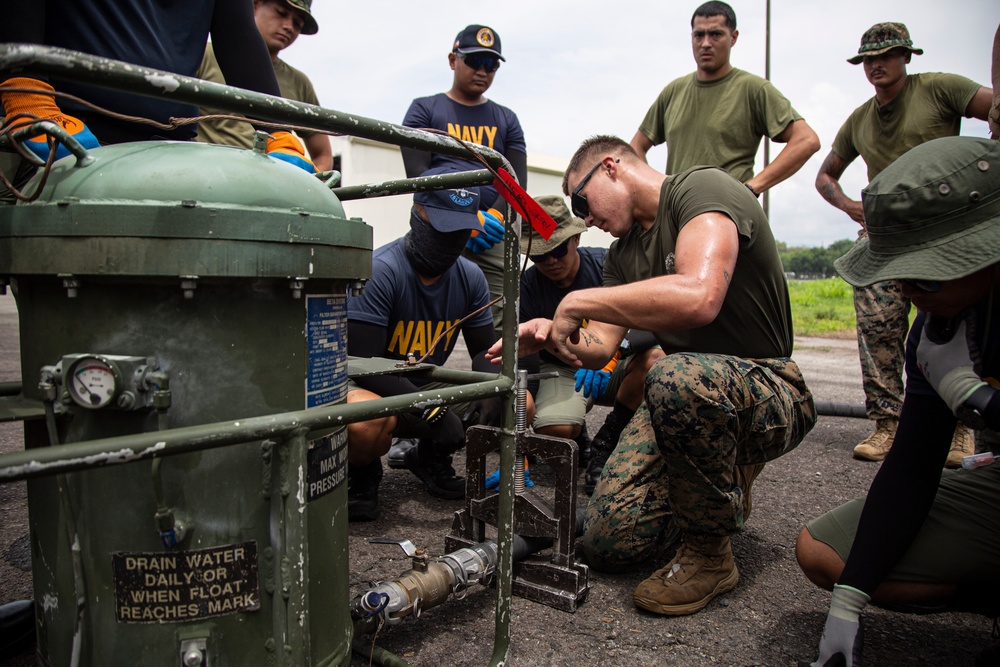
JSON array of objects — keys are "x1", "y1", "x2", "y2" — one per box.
[
  {"x1": 520, "y1": 247, "x2": 607, "y2": 365},
  {"x1": 403, "y1": 93, "x2": 526, "y2": 202},
  {"x1": 31, "y1": 0, "x2": 280, "y2": 142},
  {"x1": 347, "y1": 239, "x2": 492, "y2": 368}
]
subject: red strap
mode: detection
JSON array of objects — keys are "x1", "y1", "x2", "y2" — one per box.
[{"x1": 492, "y1": 168, "x2": 557, "y2": 240}]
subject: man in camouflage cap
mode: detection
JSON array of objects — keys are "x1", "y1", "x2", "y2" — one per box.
[
  {"x1": 815, "y1": 21, "x2": 993, "y2": 466},
  {"x1": 845, "y1": 22, "x2": 923, "y2": 65}
]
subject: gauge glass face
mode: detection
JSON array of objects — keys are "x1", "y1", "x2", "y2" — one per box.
[{"x1": 68, "y1": 358, "x2": 117, "y2": 409}]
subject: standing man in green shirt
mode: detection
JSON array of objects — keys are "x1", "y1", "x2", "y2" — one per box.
[
  {"x1": 196, "y1": 0, "x2": 332, "y2": 172},
  {"x1": 630, "y1": 1, "x2": 820, "y2": 197},
  {"x1": 815, "y1": 22, "x2": 993, "y2": 466}
]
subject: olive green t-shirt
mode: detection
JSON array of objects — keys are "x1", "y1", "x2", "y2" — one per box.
[
  {"x1": 638, "y1": 69, "x2": 803, "y2": 183},
  {"x1": 195, "y1": 43, "x2": 320, "y2": 147},
  {"x1": 602, "y1": 167, "x2": 793, "y2": 359},
  {"x1": 831, "y1": 72, "x2": 980, "y2": 182}
]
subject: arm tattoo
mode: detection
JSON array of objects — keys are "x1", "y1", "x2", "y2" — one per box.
[
  {"x1": 579, "y1": 329, "x2": 603, "y2": 348},
  {"x1": 723, "y1": 269, "x2": 731, "y2": 284}
]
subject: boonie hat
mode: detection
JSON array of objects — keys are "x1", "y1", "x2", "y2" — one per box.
[
  {"x1": 834, "y1": 137, "x2": 1000, "y2": 286},
  {"x1": 453, "y1": 24, "x2": 505, "y2": 61},
  {"x1": 520, "y1": 195, "x2": 587, "y2": 255},
  {"x1": 281, "y1": 0, "x2": 318, "y2": 35},
  {"x1": 847, "y1": 22, "x2": 922, "y2": 64},
  {"x1": 413, "y1": 166, "x2": 483, "y2": 233}
]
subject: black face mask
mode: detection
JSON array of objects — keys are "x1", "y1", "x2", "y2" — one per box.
[{"x1": 403, "y1": 210, "x2": 469, "y2": 278}]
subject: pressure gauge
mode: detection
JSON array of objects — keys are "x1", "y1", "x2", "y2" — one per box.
[{"x1": 66, "y1": 355, "x2": 121, "y2": 409}]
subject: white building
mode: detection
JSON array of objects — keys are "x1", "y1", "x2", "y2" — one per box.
[{"x1": 329, "y1": 136, "x2": 611, "y2": 251}]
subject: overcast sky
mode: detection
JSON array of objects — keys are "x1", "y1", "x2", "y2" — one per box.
[{"x1": 278, "y1": 1, "x2": 996, "y2": 248}]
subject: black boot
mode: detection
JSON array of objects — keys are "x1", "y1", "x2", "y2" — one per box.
[
  {"x1": 403, "y1": 439, "x2": 465, "y2": 499},
  {"x1": 574, "y1": 423, "x2": 592, "y2": 468},
  {"x1": 347, "y1": 459, "x2": 383, "y2": 522},
  {"x1": 0, "y1": 600, "x2": 35, "y2": 657},
  {"x1": 585, "y1": 405, "x2": 634, "y2": 495}
]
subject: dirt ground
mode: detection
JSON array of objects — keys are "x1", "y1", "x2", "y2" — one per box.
[{"x1": 1, "y1": 291, "x2": 996, "y2": 666}]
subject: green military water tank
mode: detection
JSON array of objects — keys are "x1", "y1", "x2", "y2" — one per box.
[{"x1": 0, "y1": 140, "x2": 372, "y2": 666}]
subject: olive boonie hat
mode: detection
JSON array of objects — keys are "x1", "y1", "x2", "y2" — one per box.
[
  {"x1": 283, "y1": 0, "x2": 318, "y2": 35},
  {"x1": 520, "y1": 196, "x2": 587, "y2": 255},
  {"x1": 847, "y1": 22, "x2": 922, "y2": 64},
  {"x1": 834, "y1": 137, "x2": 1000, "y2": 286},
  {"x1": 453, "y1": 24, "x2": 505, "y2": 61}
]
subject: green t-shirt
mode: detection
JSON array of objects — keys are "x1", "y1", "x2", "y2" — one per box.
[
  {"x1": 603, "y1": 167, "x2": 793, "y2": 359},
  {"x1": 831, "y1": 72, "x2": 981, "y2": 181},
  {"x1": 638, "y1": 69, "x2": 803, "y2": 183},
  {"x1": 195, "y1": 43, "x2": 320, "y2": 148}
]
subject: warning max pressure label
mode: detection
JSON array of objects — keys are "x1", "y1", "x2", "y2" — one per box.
[{"x1": 113, "y1": 541, "x2": 259, "y2": 624}]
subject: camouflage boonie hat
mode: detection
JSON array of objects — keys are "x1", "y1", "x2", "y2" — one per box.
[
  {"x1": 283, "y1": 0, "x2": 318, "y2": 35},
  {"x1": 520, "y1": 196, "x2": 587, "y2": 256},
  {"x1": 835, "y1": 137, "x2": 1000, "y2": 286},
  {"x1": 847, "y1": 22, "x2": 922, "y2": 64}
]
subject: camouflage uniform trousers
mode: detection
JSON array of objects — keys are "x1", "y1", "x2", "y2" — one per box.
[
  {"x1": 581, "y1": 353, "x2": 816, "y2": 572},
  {"x1": 853, "y1": 232, "x2": 911, "y2": 421}
]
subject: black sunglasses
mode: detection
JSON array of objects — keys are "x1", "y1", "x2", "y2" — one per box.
[
  {"x1": 460, "y1": 53, "x2": 501, "y2": 73},
  {"x1": 901, "y1": 278, "x2": 942, "y2": 293},
  {"x1": 571, "y1": 158, "x2": 618, "y2": 219},
  {"x1": 530, "y1": 241, "x2": 570, "y2": 263}
]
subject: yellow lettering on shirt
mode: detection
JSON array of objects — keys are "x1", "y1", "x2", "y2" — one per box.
[
  {"x1": 445, "y1": 124, "x2": 499, "y2": 149},
  {"x1": 388, "y1": 321, "x2": 414, "y2": 355},
  {"x1": 481, "y1": 126, "x2": 497, "y2": 149},
  {"x1": 386, "y1": 320, "x2": 462, "y2": 358}
]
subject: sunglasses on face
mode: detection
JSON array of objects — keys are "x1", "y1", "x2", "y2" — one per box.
[
  {"x1": 570, "y1": 158, "x2": 619, "y2": 219},
  {"x1": 530, "y1": 241, "x2": 570, "y2": 263},
  {"x1": 901, "y1": 278, "x2": 942, "y2": 293},
  {"x1": 460, "y1": 53, "x2": 501, "y2": 73}
]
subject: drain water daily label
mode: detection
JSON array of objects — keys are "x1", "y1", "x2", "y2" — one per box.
[{"x1": 112, "y1": 541, "x2": 259, "y2": 623}]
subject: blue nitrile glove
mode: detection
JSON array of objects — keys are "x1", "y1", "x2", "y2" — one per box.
[
  {"x1": 575, "y1": 368, "x2": 611, "y2": 399},
  {"x1": 1, "y1": 77, "x2": 100, "y2": 162},
  {"x1": 799, "y1": 584, "x2": 869, "y2": 667},
  {"x1": 266, "y1": 131, "x2": 316, "y2": 173},
  {"x1": 485, "y1": 465, "x2": 533, "y2": 490},
  {"x1": 466, "y1": 208, "x2": 505, "y2": 253}
]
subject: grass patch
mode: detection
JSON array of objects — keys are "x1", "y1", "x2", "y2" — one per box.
[{"x1": 788, "y1": 277, "x2": 856, "y2": 337}]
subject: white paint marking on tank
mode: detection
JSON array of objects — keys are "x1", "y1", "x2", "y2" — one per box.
[
  {"x1": 145, "y1": 73, "x2": 180, "y2": 92},
  {"x1": 42, "y1": 594, "x2": 59, "y2": 612}
]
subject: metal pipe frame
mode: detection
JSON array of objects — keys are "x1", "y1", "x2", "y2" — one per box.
[{"x1": 0, "y1": 43, "x2": 522, "y2": 666}]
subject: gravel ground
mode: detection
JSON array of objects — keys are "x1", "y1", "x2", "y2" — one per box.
[{"x1": 1, "y1": 291, "x2": 996, "y2": 666}]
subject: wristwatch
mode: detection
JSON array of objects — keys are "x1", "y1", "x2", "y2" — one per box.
[{"x1": 745, "y1": 183, "x2": 759, "y2": 197}]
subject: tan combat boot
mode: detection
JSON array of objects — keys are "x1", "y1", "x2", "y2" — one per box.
[
  {"x1": 734, "y1": 463, "x2": 765, "y2": 524},
  {"x1": 633, "y1": 534, "x2": 739, "y2": 616},
  {"x1": 853, "y1": 418, "x2": 898, "y2": 461},
  {"x1": 945, "y1": 424, "x2": 975, "y2": 469}
]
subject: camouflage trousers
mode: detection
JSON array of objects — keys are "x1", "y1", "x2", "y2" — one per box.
[
  {"x1": 854, "y1": 278, "x2": 910, "y2": 421},
  {"x1": 582, "y1": 353, "x2": 816, "y2": 572}
]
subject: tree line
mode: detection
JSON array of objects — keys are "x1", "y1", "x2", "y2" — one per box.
[{"x1": 777, "y1": 239, "x2": 855, "y2": 279}]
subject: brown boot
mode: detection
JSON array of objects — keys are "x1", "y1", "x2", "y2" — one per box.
[
  {"x1": 734, "y1": 463, "x2": 765, "y2": 524},
  {"x1": 853, "y1": 418, "x2": 897, "y2": 461},
  {"x1": 633, "y1": 534, "x2": 739, "y2": 616},
  {"x1": 945, "y1": 424, "x2": 975, "y2": 469}
]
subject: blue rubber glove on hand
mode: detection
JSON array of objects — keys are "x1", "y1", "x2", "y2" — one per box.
[
  {"x1": 466, "y1": 208, "x2": 505, "y2": 253},
  {"x1": 266, "y1": 131, "x2": 316, "y2": 173},
  {"x1": 575, "y1": 368, "x2": 611, "y2": 399},
  {"x1": 484, "y1": 465, "x2": 533, "y2": 490},
  {"x1": 1, "y1": 77, "x2": 100, "y2": 162},
  {"x1": 799, "y1": 584, "x2": 869, "y2": 667}
]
